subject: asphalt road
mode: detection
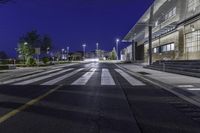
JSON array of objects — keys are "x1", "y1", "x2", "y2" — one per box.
[{"x1": 0, "y1": 62, "x2": 200, "y2": 133}]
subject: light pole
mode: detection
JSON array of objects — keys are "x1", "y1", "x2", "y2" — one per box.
[
  {"x1": 96, "y1": 43, "x2": 99, "y2": 50},
  {"x1": 62, "y1": 48, "x2": 65, "y2": 60},
  {"x1": 96, "y1": 43, "x2": 99, "y2": 58},
  {"x1": 67, "y1": 46, "x2": 69, "y2": 60},
  {"x1": 82, "y1": 44, "x2": 86, "y2": 59},
  {"x1": 116, "y1": 39, "x2": 120, "y2": 60}
]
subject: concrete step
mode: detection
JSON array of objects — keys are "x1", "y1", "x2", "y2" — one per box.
[{"x1": 145, "y1": 65, "x2": 200, "y2": 78}]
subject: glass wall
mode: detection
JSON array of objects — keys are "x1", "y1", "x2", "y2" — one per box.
[
  {"x1": 185, "y1": 30, "x2": 200, "y2": 52},
  {"x1": 187, "y1": 0, "x2": 200, "y2": 12}
]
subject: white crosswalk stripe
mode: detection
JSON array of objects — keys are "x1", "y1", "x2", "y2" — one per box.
[
  {"x1": 13, "y1": 68, "x2": 74, "y2": 85},
  {"x1": 3, "y1": 68, "x2": 62, "y2": 84},
  {"x1": 4, "y1": 67, "x2": 146, "y2": 86},
  {"x1": 115, "y1": 69, "x2": 145, "y2": 86},
  {"x1": 101, "y1": 69, "x2": 115, "y2": 85},
  {"x1": 71, "y1": 68, "x2": 96, "y2": 85},
  {"x1": 41, "y1": 68, "x2": 84, "y2": 85}
]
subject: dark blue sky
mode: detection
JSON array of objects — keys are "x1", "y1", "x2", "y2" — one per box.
[{"x1": 0, "y1": 0, "x2": 154, "y2": 57}]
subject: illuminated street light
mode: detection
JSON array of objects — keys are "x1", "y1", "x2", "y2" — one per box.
[
  {"x1": 116, "y1": 38, "x2": 120, "y2": 60},
  {"x1": 96, "y1": 43, "x2": 99, "y2": 50},
  {"x1": 82, "y1": 44, "x2": 86, "y2": 59}
]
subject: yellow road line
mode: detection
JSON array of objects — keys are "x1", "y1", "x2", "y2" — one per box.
[{"x1": 0, "y1": 85, "x2": 63, "y2": 123}]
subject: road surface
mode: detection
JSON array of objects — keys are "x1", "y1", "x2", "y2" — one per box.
[{"x1": 0, "y1": 62, "x2": 200, "y2": 133}]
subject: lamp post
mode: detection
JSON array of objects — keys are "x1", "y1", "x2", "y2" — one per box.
[
  {"x1": 96, "y1": 43, "x2": 99, "y2": 58},
  {"x1": 82, "y1": 44, "x2": 86, "y2": 59},
  {"x1": 67, "y1": 46, "x2": 69, "y2": 60},
  {"x1": 96, "y1": 43, "x2": 99, "y2": 50},
  {"x1": 116, "y1": 39, "x2": 120, "y2": 60},
  {"x1": 62, "y1": 48, "x2": 65, "y2": 60}
]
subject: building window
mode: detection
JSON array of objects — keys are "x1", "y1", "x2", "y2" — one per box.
[
  {"x1": 165, "y1": 7, "x2": 176, "y2": 21},
  {"x1": 161, "y1": 43, "x2": 175, "y2": 52},
  {"x1": 153, "y1": 47, "x2": 159, "y2": 53},
  {"x1": 171, "y1": 43, "x2": 175, "y2": 51},
  {"x1": 185, "y1": 30, "x2": 200, "y2": 52}
]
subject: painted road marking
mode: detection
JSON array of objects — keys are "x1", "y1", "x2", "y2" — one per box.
[
  {"x1": 115, "y1": 69, "x2": 145, "y2": 86},
  {"x1": 13, "y1": 68, "x2": 74, "y2": 85},
  {"x1": 187, "y1": 88, "x2": 200, "y2": 91},
  {"x1": 0, "y1": 85, "x2": 63, "y2": 124},
  {"x1": 41, "y1": 68, "x2": 84, "y2": 85},
  {"x1": 178, "y1": 85, "x2": 194, "y2": 88},
  {"x1": 3, "y1": 68, "x2": 62, "y2": 84},
  {"x1": 101, "y1": 68, "x2": 115, "y2": 85},
  {"x1": 71, "y1": 68, "x2": 96, "y2": 85}
]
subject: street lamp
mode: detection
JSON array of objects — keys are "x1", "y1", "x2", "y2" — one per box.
[
  {"x1": 62, "y1": 48, "x2": 65, "y2": 60},
  {"x1": 96, "y1": 43, "x2": 99, "y2": 58},
  {"x1": 82, "y1": 44, "x2": 86, "y2": 59},
  {"x1": 67, "y1": 46, "x2": 69, "y2": 60},
  {"x1": 24, "y1": 42, "x2": 28, "y2": 45},
  {"x1": 96, "y1": 43, "x2": 99, "y2": 50},
  {"x1": 116, "y1": 38, "x2": 120, "y2": 60}
]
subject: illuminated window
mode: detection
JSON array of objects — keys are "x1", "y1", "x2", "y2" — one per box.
[
  {"x1": 161, "y1": 43, "x2": 175, "y2": 52},
  {"x1": 167, "y1": 44, "x2": 171, "y2": 51},
  {"x1": 171, "y1": 43, "x2": 175, "y2": 50},
  {"x1": 153, "y1": 47, "x2": 159, "y2": 53},
  {"x1": 155, "y1": 20, "x2": 158, "y2": 27}
]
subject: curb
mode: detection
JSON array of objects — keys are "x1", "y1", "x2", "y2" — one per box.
[{"x1": 116, "y1": 64, "x2": 200, "y2": 108}]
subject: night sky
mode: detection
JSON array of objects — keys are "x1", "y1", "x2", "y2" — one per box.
[{"x1": 0, "y1": 0, "x2": 154, "y2": 57}]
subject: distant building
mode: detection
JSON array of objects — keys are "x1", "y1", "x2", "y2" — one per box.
[
  {"x1": 120, "y1": 45, "x2": 132, "y2": 62},
  {"x1": 123, "y1": 0, "x2": 200, "y2": 63},
  {"x1": 69, "y1": 51, "x2": 83, "y2": 61}
]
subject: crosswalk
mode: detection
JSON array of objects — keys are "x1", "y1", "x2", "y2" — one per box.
[
  {"x1": 101, "y1": 69, "x2": 115, "y2": 85},
  {"x1": 1, "y1": 67, "x2": 146, "y2": 86},
  {"x1": 72, "y1": 68, "x2": 96, "y2": 85},
  {"x1": 13, "y1": 68, "x2": 74, "y2": 85}
]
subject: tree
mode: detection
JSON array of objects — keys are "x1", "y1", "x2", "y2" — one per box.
[
  {"x1": 109, "y1": 47, "x2": 117, "y2": 60},
  {"x1": 17, "y1": 30, "x2": 40, "y2": 65},
  {"x1": 20, "y1": 30, "x2": 41, "y2": 48},
  {"x1": 41, "y1": 35, "x2": 52, "y2": 54},
  {"x1": 17, "y1": 42, "x2": 34, "y2": 65},
  {"x1": 17, "y1": 30, "x2": 53, "y2": 66}
]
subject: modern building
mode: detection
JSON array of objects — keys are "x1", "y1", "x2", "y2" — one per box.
[{"x1": 123, "y1": 0, "x2": 200, "y2": 63}]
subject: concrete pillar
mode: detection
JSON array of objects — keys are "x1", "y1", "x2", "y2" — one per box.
[
  {"x1": 132, "y1": 40, "x2": 136, "y2": 62},
  {"x1": 148, "y1": 3, "x2": 154, "y2": 65}
]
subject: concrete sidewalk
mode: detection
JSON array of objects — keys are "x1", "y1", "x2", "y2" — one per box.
[{"x1": 118, "y1": 64, "x2": 200, "y2": 108}]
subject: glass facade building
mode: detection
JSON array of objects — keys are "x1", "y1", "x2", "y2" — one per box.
[{"x1": 123, "y1": 0, "x2": 200, "y2": 62}]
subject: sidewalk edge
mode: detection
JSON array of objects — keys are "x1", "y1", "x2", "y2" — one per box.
[{"x1": 116, "y1": 64, "x2": 200, "y2": 108}]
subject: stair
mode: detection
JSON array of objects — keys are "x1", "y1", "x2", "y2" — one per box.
[{"x1": 144, "y1": 60, "x2": 200, "y2": 78}]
